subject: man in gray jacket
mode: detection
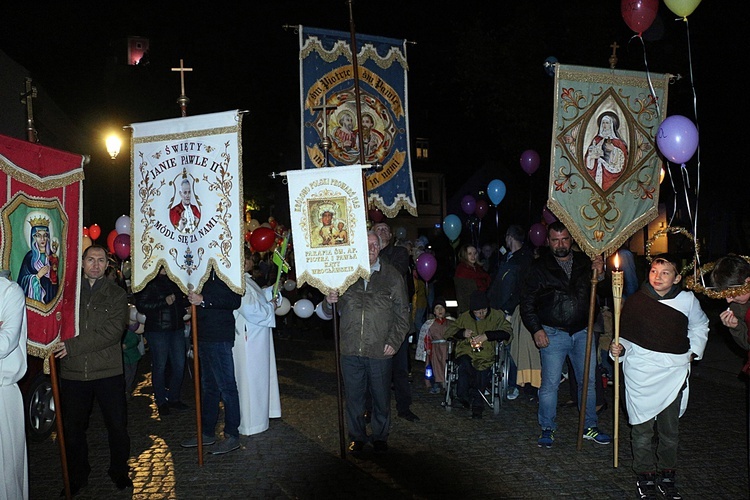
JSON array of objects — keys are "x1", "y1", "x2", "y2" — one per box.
[
  {"x1": 325, "y1": 231, "x2": 409, "y2": 454},
  {"x1": 53, "y1": 245, "x2": 130, "y2": 495}
]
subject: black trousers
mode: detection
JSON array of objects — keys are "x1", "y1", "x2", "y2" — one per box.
[{"x1": 61, "y1": 375, "x2": 131, "y2": 484}]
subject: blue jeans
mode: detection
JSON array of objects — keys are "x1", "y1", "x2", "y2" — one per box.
[
  {"x1": 198, "y1": 341, "x2": 240, "y2": 438},
  {"x1": 341, "y1": 355, "x2": 392, "y2": 442},
  {"x1": 145, "y1": 329, "x2": 186, "y2": 406},
  {"x1": 538, "y1": 326, "x2": 598, "y2": 431}
]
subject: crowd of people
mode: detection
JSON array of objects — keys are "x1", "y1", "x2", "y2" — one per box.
[{"x1": 3, "y1": 216, "x2": 750, "y2": 500}]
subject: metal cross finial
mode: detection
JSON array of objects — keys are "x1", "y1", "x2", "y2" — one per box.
[
  {"x1": 21, "y1": 77, "x2": 39, "y2": 143},
  {"x1": 311, "y1": 98, "x2": 337, "y2": 167},
  {"x1": 609, "y1": 41, "x2": 620, "y2": 69},
  {"x1": 171, "y1": 59, "x2": 193, "y2": 96}
]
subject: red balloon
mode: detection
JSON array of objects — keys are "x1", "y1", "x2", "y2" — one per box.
[
  {"x1": 83, "y1": 226, "x2": 89, "y2": 237},
  {"x1": 529, "y1": 223, "x2": 547, "y2": 248},
  {"x1": 113, "y1": 233, "x2": 131, "y2": 260},
  {"x1": 250, "y1": 227, "x2": 275, "y2": 252},
  {"x1": 621, "y1": 0, "x2": 658, "y2": 35},
  {"x1": 245, "y1": 230, "x2": 252, "y2": 243},
  {"x1": 474, "y1": 199, "x2": 489, "y2": 220},
  {"x1": 268, "y1": 217, "x2": 278, "y2": 230},
  {"x1": 416, "y1": 252, "x2": 437, "y2": 282},
  {"x1": 89, "y1": 223, "x2": 101, "y2": 241},
  {"x1": 106, "y1": 229, "x2": 118, "y2": 254},
  {"x1": 368, "y1": 208, "x2": 385, "y2": 223}
]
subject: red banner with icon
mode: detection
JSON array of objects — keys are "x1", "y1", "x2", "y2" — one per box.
[{"x1": 0, "y1": 134, "x2": 85, "y2": 356}]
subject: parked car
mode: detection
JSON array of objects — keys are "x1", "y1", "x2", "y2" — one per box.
[{"x1": 19, "y1": 354, "x2": 56, "y2": 442}]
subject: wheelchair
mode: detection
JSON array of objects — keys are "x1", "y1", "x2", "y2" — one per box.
[{"x1": 441, "y1": 338, "x2": 510, "y2": 416}]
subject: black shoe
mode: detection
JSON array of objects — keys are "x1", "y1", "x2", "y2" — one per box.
[
  {"x1": 109, "y1": 470, "x2": 133, "y2": 490},
  {"x1": 372, "y1": 440, "x2": 388, "y2": 453},
  {"x1": 398, "y1": 410, "x2": 420, "y2": 422},
  {"x1": 363, "y1": 410, "x2": 371, "y2": 423},
  {"x1": 636, "y1": 472, "x2": 658, "y2": 499},
  {"x1": 169, "y1": 401, "x2": 190, "y2": 411},
  {"x1": 59, "y1": 479, "x2": 87, "y2": 497},
  {"x1": 158, "y1": 403, "x2": 170, "y2": 416},
  {"x1": 347, "y1": 440, "x2": 365, "y2": 454}
]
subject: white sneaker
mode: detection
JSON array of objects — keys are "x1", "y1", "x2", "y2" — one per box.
[{"x1": 507, "y1": 387, "x2": 520, "y2": 400}]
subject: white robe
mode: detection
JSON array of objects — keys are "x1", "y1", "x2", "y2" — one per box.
[
  {"x1": 615, "y1": 290, "x2": 709, "y2": 425},
  {"x1": 0, "y1": 277, "x2": 29, "y2": 500},
  {"x1": 232, "y1": 273, "x2": 280, "y2": 435}
]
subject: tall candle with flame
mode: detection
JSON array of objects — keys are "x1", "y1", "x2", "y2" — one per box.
[{"x1": 611, "y1": 251, "x2": 623, "y2": 467}]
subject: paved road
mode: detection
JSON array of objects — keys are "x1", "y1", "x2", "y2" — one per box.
[{"x1": 28, "y1": 313, "x2": 749, "y2": 499}]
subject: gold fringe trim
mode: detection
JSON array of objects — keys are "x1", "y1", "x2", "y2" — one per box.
[
  {"x1": 684, "y1": 255, "x2": 750, "y2": 299},
  {"x1": 1, "y1": 157, "x2": 84, "y2": 190},
  {"x1": 297, "y1": 266, "x2": 370, "y2": 296}
]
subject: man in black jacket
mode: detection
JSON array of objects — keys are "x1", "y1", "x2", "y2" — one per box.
[
  {"x1": 182, "y1": 269, "x2": 242, "y2": 455},
  {"x1": 372, "y1": 222, "x2": 418, "y2": 422},
  {"x1": 135, "y1": 266, "x2": 190, "y2": 416},
  {"x1": 520, "y1": 221, "x2": 610, "y2": 449}
]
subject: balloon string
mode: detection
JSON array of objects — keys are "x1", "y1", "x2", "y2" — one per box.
[{"x1": 684, "y1": 16, "x2": 703, "y2": 276}]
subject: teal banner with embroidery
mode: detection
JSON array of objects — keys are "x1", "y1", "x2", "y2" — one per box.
[
  {"x1": 299, "y1": 26, "x2": 416, "y2": 217},
  {"x1": 548, "y1": 64, "x2": 671, "y2": 259}
]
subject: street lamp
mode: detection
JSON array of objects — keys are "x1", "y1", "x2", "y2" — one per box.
[{"x1": 106, "y1": 134, "x2": 122, "y2": 160}]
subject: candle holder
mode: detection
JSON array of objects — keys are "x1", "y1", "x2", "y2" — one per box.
[{"x1": 611, "y1": 261, "x2": 623, "y2": 468}]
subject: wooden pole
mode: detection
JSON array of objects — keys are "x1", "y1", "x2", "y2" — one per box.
[
  {"x1": 576, "y1": 265, "x2": 600, "y2": 451},
  {"x1": 49, "y1": 353, "x2": 71, "y2": 499},
  {"x1": 347, "y1": 0, "x2": 367, "y2": 167},
  {"x1": 331, "y1": 302, "x2": 346, "y2": 458},
  {"x1": 190, "y1": 305, "x2": 204, "y2": 465}
]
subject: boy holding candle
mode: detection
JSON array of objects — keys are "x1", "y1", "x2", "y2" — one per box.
[{"x1": 609, "y1": 254, "x2": 709, "y2": 500}]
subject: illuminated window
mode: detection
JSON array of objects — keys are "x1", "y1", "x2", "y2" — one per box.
[{"x1": 415, "y1": 138, "x2": 429, "y2": 160}]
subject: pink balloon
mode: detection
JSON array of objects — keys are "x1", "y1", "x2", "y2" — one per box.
[
  {"x1": 113, "y1": 233, "x2": 131, "y2": 260},
  {"x1": 460, "y1": 195, "x2": 476, "y2": 215},
  {"x1": 416, "y1": 252, "x2": 437, "y2": 282},
  {"x1": 474, "y1": 199, "x2": 489, "y2": 220},
  {"x1": 542, "y1": 207, "x2": 558, "y2": 224},
  {"x1": 529, "y1": 223, "x2": 547, "y2": 248},
  {"x1": 520, "y1": 150, "x2": 540, "y2": 175},
  {"x1": 621, "y1": 0, "x2": 658, "y2": 35}
]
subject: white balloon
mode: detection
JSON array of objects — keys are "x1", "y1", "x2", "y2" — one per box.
[
  {"x1": 283, "y1": 279, "x2": 297, "y2": 292},
  {"x1": 129, "y1": 304, "x2": 138, "y2": 323},
  {"x1": 315, "y1": 301, "x2": 333, "y2": 320},
  {"x1": 293, "y1": 299, "x2": 314, "y2": 319},
  {"x1": 275, "y1": 296, "x2": 291, "y2": 316},
  {"x1": 115, "y1": 214, "x2": 132, "y2": 235},
  {"x1": 136, "y1": 312, "x2": 147, "y2": 324}
]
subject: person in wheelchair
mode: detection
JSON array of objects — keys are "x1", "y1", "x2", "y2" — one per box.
[{"x1": 446, "y1": 290, "x2": 511, "y2": 418}]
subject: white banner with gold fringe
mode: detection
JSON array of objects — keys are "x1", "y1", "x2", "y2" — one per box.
[
  {"x1": 287, "y1": 165, "x2": 369, "y2": 295},
  {"x1": 130, "y1": 110, "x2": 244, "y2": 295}
]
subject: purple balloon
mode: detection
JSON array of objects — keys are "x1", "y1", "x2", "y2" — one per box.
[
  {"x1": 542, "y1": 207, "x2": 558, "y2": 224},
  {"x1": 529, "y1": 223, "x2": 547, "y2": 247},
  {"x1": 520, "y1": 149, "x2": 541, "y2": 175},
  {"x1": 460, "y1": 194, "x2": 476, "y2": 215},
  {"x1": 656, "y1": 115, "x2": 699, "y2": 164},
  {"x1": 113, "y1": 233, "x2": 131, "y2": 260},
  {"x1": 416, "y1": 252, "x2": 437, "y2": 282}
]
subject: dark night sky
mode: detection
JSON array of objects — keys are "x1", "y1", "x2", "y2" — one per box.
[{"x1": 0, "y1": 1, "x2": 744, "y2": 250}]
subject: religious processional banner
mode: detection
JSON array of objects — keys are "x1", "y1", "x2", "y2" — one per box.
[
  {"x1": 0, "y1": 134, "x2": 85, "y2": 356},
  {"x1": 130, "y1": 110, "x2": 244, "y2": 296},
  {"x1": 299, "y1": 26, "x2": 417, "y2": 217},
  {"x1": 547, "y1": 64, "x2": 670, "y2": 259},
  {"x1": 287, "y1": 165, "x2": 370, "y2": 295}
]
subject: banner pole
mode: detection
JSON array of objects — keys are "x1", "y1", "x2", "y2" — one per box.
[
  {"x1": 190, "y1": 305, "x2": 204, "y2": 465},
  {"x1": 331, "y1": 302, "x2": 347, "y2": 458},
  {"x1": 576, "y1": 265, "x2": 600, "y2": 451},
  {"x1": 347, "y1": 0, "x2": 367, "y2": 167},
  {"x1": 49, "y1": 353, "x2": 71, "y2": 499}
]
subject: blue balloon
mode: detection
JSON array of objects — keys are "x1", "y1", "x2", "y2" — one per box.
[
  {"x1": 544, "y1": 56, "x2": 558, "y2": 77},
  {"x1": 487, "y1": 179, "x2": 506, "y2": 205},
  {"x1": 442, "y1": 214, "x2": 461, "y2": 242}
]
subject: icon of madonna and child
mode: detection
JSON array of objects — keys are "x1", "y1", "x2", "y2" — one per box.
[{"x1": 16, "y1": 214, "x2": 61, "y2": 305}]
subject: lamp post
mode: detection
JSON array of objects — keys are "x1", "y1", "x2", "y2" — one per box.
[{"x1": 611, "y1": 252, "x2": 623, "y2": 468}]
